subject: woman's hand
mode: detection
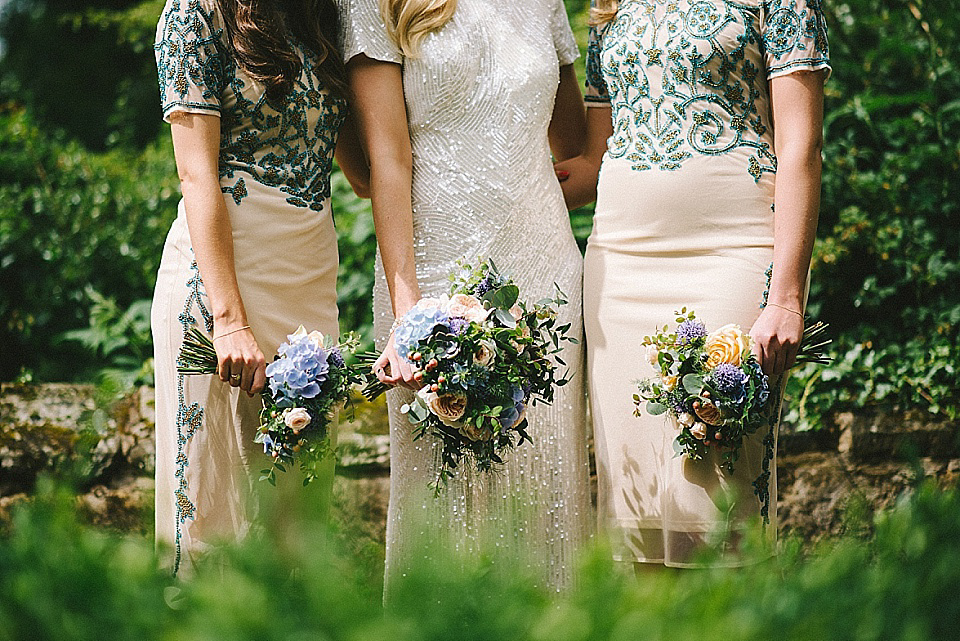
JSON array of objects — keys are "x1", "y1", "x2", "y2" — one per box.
[
  {"x1": 373, "y1": 331, "x2": 420, "y2": 390},
  {"x1": 214, "y1": 327, "x2": 267, "y2": 396},
  {"x1": 749, "y1": 305, "x2": 805, "y2": 377}
]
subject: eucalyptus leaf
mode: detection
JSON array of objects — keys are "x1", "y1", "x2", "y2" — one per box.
[
  {"x1": 682, "y1": 374, "x2": 704, "y2": 395},
  {"x1": 646, "y1": 401, "x2": 667, "y2": 415}
]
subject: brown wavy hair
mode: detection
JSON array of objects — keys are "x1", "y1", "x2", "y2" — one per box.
[{"x1": 216, "y1": 0, "x2": 347, "y2": 102}]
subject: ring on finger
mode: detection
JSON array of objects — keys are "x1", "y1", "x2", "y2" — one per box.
[{"x1": 230, "y1": 373, "x2": 241, "y2": 382}]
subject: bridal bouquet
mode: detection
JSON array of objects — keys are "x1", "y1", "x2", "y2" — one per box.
[
  {"x1": 634, "y1": 309, "x2": 830, "y2": 474},
  {"x1": 178, "y1": 325, "x2": 364, "y2": 485},
  {"x1": 362, "y1": 259, "x2": 575, "y2": 489}
]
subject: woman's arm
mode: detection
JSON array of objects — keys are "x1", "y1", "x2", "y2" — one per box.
[
  {"x1": 170, "y1": 113, "x2": 266, "y2": 395},
  {"x1": 554, "y1": 105, "x2": 613, "y2": 210},
  {"x1": 335, "y1": 111, "x2": 371, "y2": 198},
  {"x1": 548, "y1": 64, "x2": 588, "y2": 162},
  {"x1": 749, "y1": 70, "x2": 826, "y2": 376},
  {"x1": 347, "y1": 54, "x2": 420, "y2": 387}
]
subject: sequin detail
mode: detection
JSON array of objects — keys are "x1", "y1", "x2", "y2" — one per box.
[
  {"x1": 341, "y1": 0, "x2": 590, "y2": 595},
  {"x1": 586, "y1": 0, "x2": 830, "y2": 179}
]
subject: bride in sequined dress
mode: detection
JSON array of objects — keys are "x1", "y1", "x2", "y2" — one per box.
[{"x1": 339, "y1": 0, "x2": 593, "y2": 593}]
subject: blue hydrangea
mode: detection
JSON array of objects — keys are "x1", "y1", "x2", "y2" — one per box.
[
  {"x1": 498, "y1": 386, "x2": 526, "y2": 429},
  {"x1": 393, "y1": 304, "x2": 450, "y2": 360},
  {"x1": 676, "y1": 319, "x2": 707, "y2": 346},
  {"x1": 265, "y1": 333, "x2": 330, "y2": 403},
  {"x1": 710, "y1": 363, "x2": 749, "y2": 402}
]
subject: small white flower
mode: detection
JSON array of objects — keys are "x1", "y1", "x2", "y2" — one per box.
[{"x1": 283, "y1": 407, "x2": 312, "y2": 433}]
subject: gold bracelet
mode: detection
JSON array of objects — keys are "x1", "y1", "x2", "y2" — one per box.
[
  {"x1": 767, "y1": 303, "x2": 804, "y2": 318},
  {"x1": 212, "y1": 325, "x2": 250, "y2": 342}
]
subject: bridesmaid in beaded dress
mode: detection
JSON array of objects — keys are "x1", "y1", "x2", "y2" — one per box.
[
  {"x1": 339, "y1": 0, "x2": 593, "y2": 593},
  {"x1": 151, "y1": 0, "x2": 366, "y2": 573},
  {"x1": 558, "y1": 0, "x2": 830, "y2": 567}
]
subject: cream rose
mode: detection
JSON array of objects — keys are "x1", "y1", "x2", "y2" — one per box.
[
  {"x1": 473, "y1": 339, "x2": 496, "y2": 367},
  {"x1": 509, "y1": 305, "x2": 524, "y2": 321},
  {"x1": 662, "y1": 375, "x2": 678, "y2": 391},
  {"x1": 283, "y1": 407, "x2": 312, "y2": 433},
  {"x1": 677, "y1": 412, "x2": 695, "y2": 428},
  {"x1": 704, "y1": 324, "x2": 752, "y2": 369},
  {"x1": 690, "y1": 422, "x2": 707, "y2": 440},
  {"x1": 418, "y1": 388, "x2": 468, "y2": 427},
  {"x1": 291, "y1": 325, "x2": 326, "y2": 350},
  {"x1": 447, "y1": 293, "x2": 492, "y2": 323}
]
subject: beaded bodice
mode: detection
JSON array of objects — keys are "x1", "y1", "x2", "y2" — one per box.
[
  {"x1": 155, "y1": 0, "x2": 346, "y2": 211},
  {"x1": 586, "y1": 0, "x2": 829, "y2": 181}
]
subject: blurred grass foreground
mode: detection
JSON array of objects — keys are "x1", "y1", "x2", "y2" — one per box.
[{"x1": 1, "y1": 477, "x2": 959, "y2": 641}]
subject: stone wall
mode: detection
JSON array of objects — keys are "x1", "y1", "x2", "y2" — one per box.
[{"x1": 2, "y1": 383, "x2": 958, "y2": 545}]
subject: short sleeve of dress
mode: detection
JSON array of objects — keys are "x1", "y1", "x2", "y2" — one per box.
[
  {"x1": 584, "y1": 23, "x2": 610, "y2": 107},
  {"x1": 761, "y1": 0, "x2": 832, "y2": 81},
  {"x1": 339, "y1": 0, "x2": 403, "y2": 64},
  {"x1": 551, "y1": 0, "x2": 580, "y2": 67},
  {"x1": 154, "y1": 0, "x2": 225, "y2": 122}
]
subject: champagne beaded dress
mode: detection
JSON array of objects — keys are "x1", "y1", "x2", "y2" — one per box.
[
  {"x1": 152, "y1": 0, "x2": 345, "y2": 573},
  {"x1": 340, "y1": 0, "x2": 593, "y2": 593},
  {"x1": 583, "y1": 0, "x2": 830, "y2": 566}
]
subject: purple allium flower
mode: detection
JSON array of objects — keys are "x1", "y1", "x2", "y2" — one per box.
[
  {"x1": 676, "y1": 320, "x2": 707, "y2": 346},
  {"x1": 710, "y1": 363, "x2": 749, "y2": 400},
  {"x1": 327, "y1": 347, "x2": 344, "y2": 369},
  {"x1": 393, "y1": 303, "x2": 450, "y2": 360},
  {"x1": 266, "y1": 332, "x2": 330, "y2": 402},
  {"x1": 474, "y1": 275, "x2": 494, "y2": 297},
  {"x1": 447, "y1": 317, "x2": 469, "y2": 335}
]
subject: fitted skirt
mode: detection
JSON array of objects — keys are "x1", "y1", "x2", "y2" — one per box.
[
  {"x1": 584, "y1": 155, "x2": 784, "y2": 567},
  {"x1": 152, "y1": 190, "x2": 340, "y2": 573}
]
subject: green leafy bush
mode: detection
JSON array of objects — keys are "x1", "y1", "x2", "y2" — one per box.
[{"x1": 2, "y1": 479, "x2": 959, "y2": 641}]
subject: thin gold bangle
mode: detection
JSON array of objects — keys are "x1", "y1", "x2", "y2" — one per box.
[
  {"x1": 212, "y1": 325, "x2": 250, "y2": 342},
  {"x1": 767, "y1": 303, "x2": 804, "y2": 318}
]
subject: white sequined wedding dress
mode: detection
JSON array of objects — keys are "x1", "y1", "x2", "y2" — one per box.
[{"x1": 340, "y1": 0, "x2": 593, "y2": 593}]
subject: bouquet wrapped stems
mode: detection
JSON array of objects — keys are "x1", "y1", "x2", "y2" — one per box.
[{"x1": 177, "y1": 325, "x2": 364, "y2": 485}]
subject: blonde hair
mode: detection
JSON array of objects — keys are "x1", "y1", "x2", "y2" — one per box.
[
  {"x1": 378, "y1": 0, "x2": 457, "y2": 57},
  {"x1": 589, "y1": 0, "x2": 619, "y2": 26}
]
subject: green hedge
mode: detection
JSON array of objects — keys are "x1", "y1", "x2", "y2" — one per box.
[{"x1": 1, "y1": 478, "x2": 959, "y2": 641}]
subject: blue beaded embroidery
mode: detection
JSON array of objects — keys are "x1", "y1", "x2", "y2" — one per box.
[
  {"x1": 172, "y1": 259, "x2": 213, "y2": 575},
  {"x1": 586, "y1": 0, "x2": 829, "y2": 180},
  {"x1": 155, "y1": 0, "x2": 346, "y2": 211}
]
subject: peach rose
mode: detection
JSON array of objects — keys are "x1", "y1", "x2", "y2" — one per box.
[
  {"x1": 459, "y1": 422, "x2": 492, "y2": 442},
  {"x1": 447, "y1": 293, "x2": 492, "y2": 323},
  {"x1": 283, "y1": 407, "x2": 312, "y2": 433},
  {"x1": 694, "y1": 401, "x2": 722, "y2": 425},
  {"x1": 704, "y1": 324, "x2": 752, "y2": 369},
  {"x1": 509, "y1": 305, "x2": 524, "y2": 321},
  {"x1": 418, "y1": 388, "x2": 468, "y2": 427}
]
